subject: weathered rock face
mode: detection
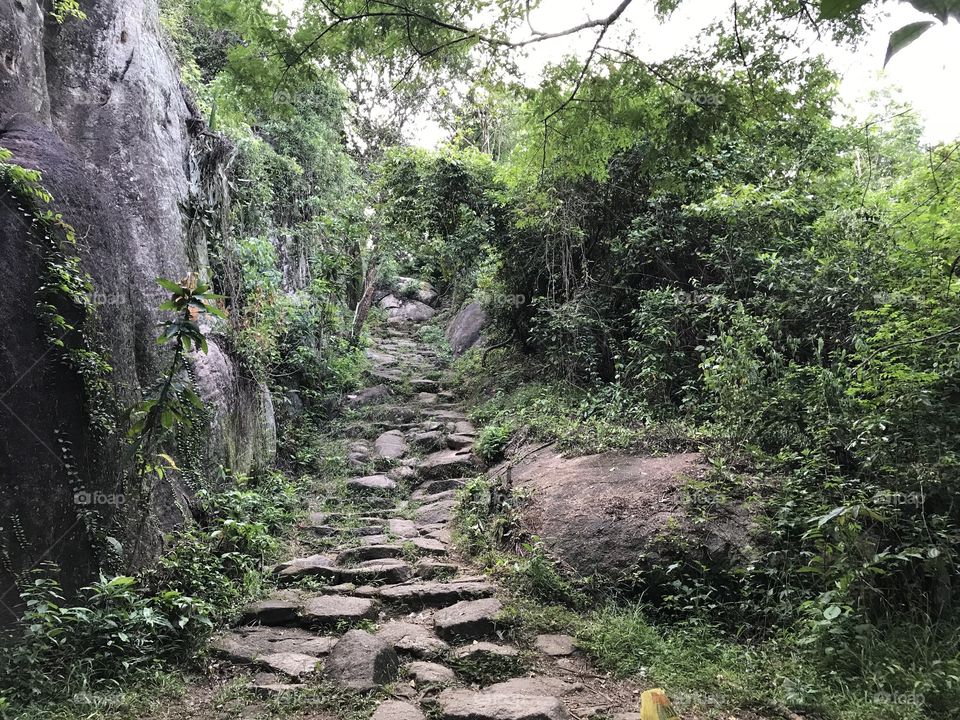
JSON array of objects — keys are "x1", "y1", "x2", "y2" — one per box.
[
  {"x1": 446, "y1": 303, "x2": 487, "y2": 356},
  {"x1": 0, "y1": 0, "x2": 276, "y2": 617},
  {"x1": 507, "y1": 446, "x2": 754, "y2": 585}
]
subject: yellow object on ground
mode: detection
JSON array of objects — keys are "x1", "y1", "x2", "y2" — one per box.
[{"x1": 640, "y1": 688, "x2": 681, "y2": 720}]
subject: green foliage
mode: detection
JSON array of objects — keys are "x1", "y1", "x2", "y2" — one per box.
[
  {"x1": 50, "y1": 0, "x2": 86, "y2": 23},
  {"x1": 377, "y1": 145, "x2": 505, "y2": 298},
  {"x1": 0, "y1": 471, "x2": 298, "y2": 709}
]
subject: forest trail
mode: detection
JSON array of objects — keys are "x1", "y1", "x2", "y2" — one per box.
[{"x1": 166, "y1": 312, "x2": 666, "y2": 720}]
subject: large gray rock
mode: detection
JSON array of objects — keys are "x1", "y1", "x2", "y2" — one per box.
[
  {"x1": 533, "y1": 635, "x2": 577, "y2": 657},
  {"x1": 388, "y1": 300, "x2": 436, "y2": 324},
  {"x1": 324, "y1": 629, "x2": 399, "y2": 692},
  {"x1": 507, "y1": 445, "x2": 752, "y2": 581},
  {"x1": 446, "y1": 303, "x2": 488, "y2": 356},
  {"x1": 347, "y1": 384, "x2": 392, "y2": 407},
  {"x1": 415, "y1": 500, "x2": 457, "y2": 525},
  {"x1": 0, "y1": 0, "x2": 276, "y2": 611}
]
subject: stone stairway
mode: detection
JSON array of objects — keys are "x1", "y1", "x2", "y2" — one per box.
[{"x1": 207, "y1": 313, "x2": 645, "y2": 720}]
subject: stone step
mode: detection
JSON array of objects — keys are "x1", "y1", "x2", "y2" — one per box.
[
  {"x1": 347, "y1": 474, "x2": 398, "y2": 494},
  {"x1": 414, "y1": 499, "x2": 456, "y2": 525},
  {"x1": 300, "y1": 595, "x2": 379, "y2": 628},
  {"x1": 375, "y1": 430, "x2": 409, "y2": 459},
  {"x1": 325, "y1": 629, "x2": 399, "y2": 692},
  {"x1": 372, "y1": 700, "x2": 426, "y2": 720},
  {"x1": 337, "y1": 544, "x2": 406, "y2": 564},
  {"x1": 405, "y1": 660, "x2": 457, "y2": 686},
  {"x1": 417, "y1": 450, "x2": 483, "y2": 480},
  {"x1": 377, "y1": 580, "x2": 496, "y2": 609},
  {"x1": 211, "y1": 626, "x2": 338, "y2": 664},
  {"x1": 433, "y1": 598, "x2": 503, "y2": 641},
  {"x1": 377, "y1": 620, "x2": 450, "y2": 659},
  {"x1": 436, "y1": 689, "x2": 569, "y2": 720}
]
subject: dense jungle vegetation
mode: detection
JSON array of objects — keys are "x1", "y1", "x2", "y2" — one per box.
[{"x1": 2, "y1": 1, "x2": 959, "y2": 719}]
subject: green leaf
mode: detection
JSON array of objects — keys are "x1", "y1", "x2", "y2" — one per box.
[
  {"x1": 155, "y1": 277, "x2": 182, "y2": 293},
  {"x1": 823, "y1": 605, "x2": 842, "y2": 620},
  {"x1": 906, "y1": 0, "x2": 960, "y2": 23},
  {"x1": 884, "y1": 21, "x2": 936, "y2": 65},
  {"x1": 818, "y1": 0, "x2": 870, "y2": 20}
]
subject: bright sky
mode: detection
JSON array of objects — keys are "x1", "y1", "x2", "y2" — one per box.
[{"x1": 407, "y1": 0, "x2": 960, "y2": 147}]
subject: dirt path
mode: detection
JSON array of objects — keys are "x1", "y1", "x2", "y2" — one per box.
[{"x1": 161, "y1": 316, "x2": 654, "y2": 720}]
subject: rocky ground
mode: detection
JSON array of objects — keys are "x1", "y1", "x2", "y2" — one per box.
[{"x1": 160, "y1": 307, "x2": 655, "y2": 720}]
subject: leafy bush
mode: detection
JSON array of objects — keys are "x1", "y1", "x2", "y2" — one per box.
[{"x1": 0, "y1": 471, "x2": 299, "y2": 707}]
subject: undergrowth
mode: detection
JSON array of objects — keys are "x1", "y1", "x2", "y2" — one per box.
[
  {"x1": 0, "y1": 471, "x2": 300, "y2": 712},
  {"x1": 453, "y1": 473, "x2": 960, "y2": 720}
]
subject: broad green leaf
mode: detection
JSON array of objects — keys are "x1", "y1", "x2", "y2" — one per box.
[
  {"x1": 155, "y1": 277, "x2": 182, "y2": 293},
  {"x1": 884, "y1": 21, "x2": 936, "y2": 65}
]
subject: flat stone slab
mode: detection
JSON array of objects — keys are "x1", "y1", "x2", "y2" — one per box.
[
  {"x1": 415, "y1": 499, "x2": 456, "y2": 525},
  {"x1": 388, "y1": 518, "x2": 419, "y2": 538},
  {"x1": 411, "y1": 379, "x2": 439, "y2": 392},
  {"x1": 211, "y1": 626, "x2": 338, "y2": 663},
  {"x1": 411, "y1": 430, "x2": 446, "y2": 449},
  {"x1": 367, "y1": 349, "x2": 399, "y2": 366},
  {"x1": 434, "y1": 598, "x2": 503, "y2": 641},
  {"x1": 348, "y1": 474, "x2": 398, "y2": 494},
  {"x1": 411, "y1": 537, "x2": 447, "y2": 556},
  {"x1": 412, "y1": 489, "x2": 457, "y2": 504},
  {"x1": 406, "y1": 660, "x2": 457, "y2": 685},
  {"x1": 372, "y1": 700, "x2": 426, "y2": 720},
  {"x1": 375, "y1": 430, "x2": 409, "y2": 459},
  {"x1": 418, "y1": 450, "x2": 481, "y2": 480},
  {"x1": 533, "y1": 634, "x2": 577, "y2": 657},
  {"x1": 256, "y1": 651, "x2": 321, "y2": 678},
  {"x1": 446, "y1": 434, "x2": 475, "y2": 450},
  {"x1": 484, "y1": 678, "x2": 582, "y2": 696},
  {"x1": 342, "y1": 558, "x2": 413, "y2": 585},
  {"x1": 415, "y1": 559, "x2": 459, "y2": 580},
  {"x1": 454, "y1": 421, "x2": 476, "y2": 436},
  {"x1": 325, "y1": 629, "x2": 399, "y2": 692},
  {"x1": 348, "y1": 385, "x2": 392, "y2": 407},
  {"x1": 436, "y1": 689, "x2": 569, "y2": 720},
  {"x1": 338, "y1": 544, "x2": 405, "y2": 564},
  {"x1": 450, "y1": 642, "x2": 519, "y2": 663},
  {"x1": 378, "y1": 581, "x2": 496, "y2": 609},
  {"x1": 425, "y1": 527, "x2": 453, "y2": 544},
  {"x1": 240, "y1": 599, "x2": 300, "y2": 626},
  {"x1": 273, "y1": 554, "x2": 339, "y2": 581},
  {"x1": 416, "y1": 478, "x2": 465, "y2": 495},
  {"x1": 300, "y1": 595, "x2": 378, "y2": 628},
  {"x1": 377, "y1": 620, "x2": 450, "y2": 659}
]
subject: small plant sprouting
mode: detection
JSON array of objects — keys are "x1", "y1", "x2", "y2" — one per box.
[{"x1": 129, "y1": 273, "x2": 225, "y2": 478}]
